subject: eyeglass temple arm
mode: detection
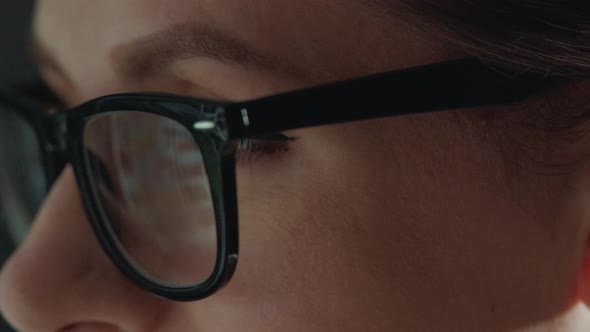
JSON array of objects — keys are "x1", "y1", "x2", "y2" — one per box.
[{"x1": 228, "y1": 58, "x2": 556, "y2": 137}]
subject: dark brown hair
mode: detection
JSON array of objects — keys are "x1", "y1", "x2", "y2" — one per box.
[
  {"x1": 375, "y1": 0, "x2": 590, "y2": 77},
  {"x1": 367, "y1": 1, "x2": 590, "y2": 173}
]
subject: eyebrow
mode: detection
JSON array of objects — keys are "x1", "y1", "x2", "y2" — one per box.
[{"x1": 110, "y1": 23, "x2": 307, "y2": 82}]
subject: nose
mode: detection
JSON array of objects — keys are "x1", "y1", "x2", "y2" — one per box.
[{"x1": 0, "y1": 167, "x2": 170, "y2": 332}]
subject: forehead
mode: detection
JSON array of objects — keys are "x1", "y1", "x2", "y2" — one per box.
[
  {"x1": 34, "y1": 0, "x2": 346, "y2": 96},
  {"x1": 34, "y1": 0, "x2": 188, "y2": 97},
  {"x1": 33, "y1": 0, "x2": 452, "y2": 101}
]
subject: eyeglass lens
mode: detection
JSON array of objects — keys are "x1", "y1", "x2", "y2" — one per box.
[
  {"x1": 82, "y1": 111, "x2": 218, "y2": 287},
  {"x1": 0, "y1": 104, "x2": 47, "y2": 245}
]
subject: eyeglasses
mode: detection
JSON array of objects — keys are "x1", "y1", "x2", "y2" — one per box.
[{"x1": 0, "y1": 58, "x2": 553, "y2": 301}]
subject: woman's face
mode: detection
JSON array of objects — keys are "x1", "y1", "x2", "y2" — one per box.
[{"x1": 1, "y1": 1, "x2": 590, "y2": 331}]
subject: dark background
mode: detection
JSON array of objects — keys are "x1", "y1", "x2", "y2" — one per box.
[
  {"x1": 1, "y1": 1, "x2": 37, "y2": 331},
  {"x1": 0, "y1": 1, "x2": 37, "y2": 85}
]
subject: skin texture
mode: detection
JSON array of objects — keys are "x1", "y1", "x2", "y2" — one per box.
[{"x1": 1, "y1": 0, "x2": 590, "y2": 331}]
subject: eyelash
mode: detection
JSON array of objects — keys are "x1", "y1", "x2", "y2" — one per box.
[{"x1": 233, "y1": 133, "x2": 296, "y2": 164}]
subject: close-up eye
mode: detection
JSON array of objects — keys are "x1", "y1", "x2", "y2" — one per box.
[{"x1": 232, "y1": 133, "x2": 297, "y2": 164}]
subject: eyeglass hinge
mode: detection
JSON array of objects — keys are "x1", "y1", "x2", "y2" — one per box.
[{"x1": 240, "y1": 108, "x2": 251, "y2": 128}]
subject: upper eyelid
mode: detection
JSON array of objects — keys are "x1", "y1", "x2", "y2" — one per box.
[
  {"x1": 12, "y1": 79, "x2": 65, "y2": 110},
  {"x1": 249, "y1": 133, "x2": 297, "y2": 141},
  {"x1": 0, "y1": 80, "x2": 64, "y2": 117}
]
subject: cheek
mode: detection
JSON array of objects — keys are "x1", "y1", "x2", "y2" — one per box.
[
  {"x1": 199, "y1": 116, "x2": 581, "y2": 331},
  {"x1": 224, "y1": 133, "x2": 405, "y2": 329},
  {"x1": 234, "y1": 154, "x2": 341, "y2": 292}
]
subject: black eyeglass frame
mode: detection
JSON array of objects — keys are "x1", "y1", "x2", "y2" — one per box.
[{"x1": 0, "y1": 58, "x2": 555, "y2": 302}]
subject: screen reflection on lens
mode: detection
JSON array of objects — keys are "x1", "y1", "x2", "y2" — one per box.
[{"x1": 83, "y1": 111, "x2": 218, "y2": 287}]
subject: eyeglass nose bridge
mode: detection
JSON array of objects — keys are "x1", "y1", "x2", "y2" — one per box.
[{"x1": 46, "y1": 113, "x2": 68, "y2": 152}]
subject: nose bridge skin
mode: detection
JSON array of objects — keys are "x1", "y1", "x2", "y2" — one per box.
[{"x1": 0, "y1": 167, "x2": 170, "y2": 332}]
